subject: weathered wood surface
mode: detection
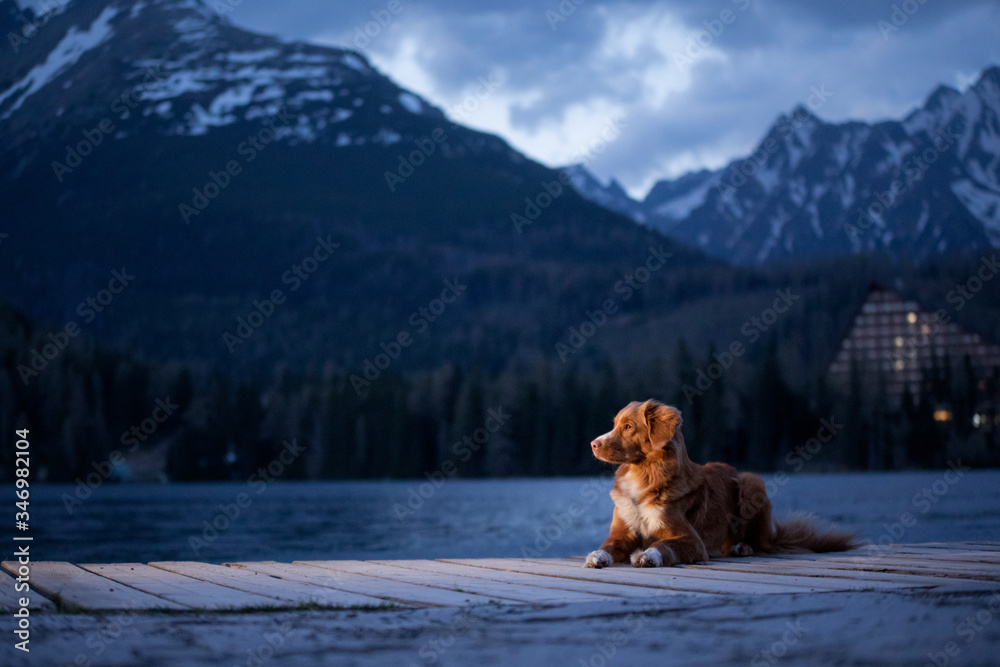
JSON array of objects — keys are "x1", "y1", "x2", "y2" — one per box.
[
  {"x1": 2, "y1": 542, "x2": 998, "y2": 613},
  {"x1": 1, "y1": 543, "x2": 998, "y2": 667},
  {"x1": 1, "y1": 561, "x2": 186, "y2": 611},
  {"x1": 80, "y1": 563, "x2": 297, "y2": 611},
  {"x1": 443, "y1": 557, "x2": 841, "y2": 594},
  {"x1": 300, "y1": 559, "x2": 617, "y2": 604},
  {"x1": 0, "y1": 562, "x2": 55, "y2": 612},
  {"x1": 367, "y1": 558, "x2": 671, "y2": 600},
  {"x1": 230, "y1": 561, "x2": 495, "y2": 608},
  {"x1": 149, "y1": 561, "x2": 396, "y2": 609}
]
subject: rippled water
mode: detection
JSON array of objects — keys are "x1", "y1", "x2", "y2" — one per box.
[{"x1": 21, "y1": 469, "x2": 1000, "y2": 564}]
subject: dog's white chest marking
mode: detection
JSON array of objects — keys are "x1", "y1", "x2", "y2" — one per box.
[{"x1": 613, "y1": 474, "x2": 666, "y2": 537}]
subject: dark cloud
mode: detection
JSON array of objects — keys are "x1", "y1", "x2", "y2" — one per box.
[{"x1": 227, "y1": 1, "x2": 1000, "y2": 196}]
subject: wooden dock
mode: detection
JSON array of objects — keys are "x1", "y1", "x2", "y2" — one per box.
[
  {"x1": 4, "y1": 542, "x2": 999, "y2": 666},
  {"x1": 3, "y1": 541, "x2": 999, "y2": 613}
]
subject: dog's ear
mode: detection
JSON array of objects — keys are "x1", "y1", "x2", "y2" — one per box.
[{"x1": 643, "y1": 400, "x2": 682, "y2": 449}]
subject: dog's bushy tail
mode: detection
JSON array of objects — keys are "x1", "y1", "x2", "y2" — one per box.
[{"x1": 773, "y1": 513, "x2": 860, "y2": 554}]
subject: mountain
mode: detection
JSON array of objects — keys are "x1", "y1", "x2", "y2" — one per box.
[
  {"x1": 568, "y1": 66, "x2": 1000, "y2": 265},
  {"x1": 0, "y1": 0, "x2": 721, "y2": 374},
  {"x1": 561, "y1": 164, "x2": 647, "y2": 224},
  {"x1": 4, "y1": 1, "x2": 1000, "y2": 479}
]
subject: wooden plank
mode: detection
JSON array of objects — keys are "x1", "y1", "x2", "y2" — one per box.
[
  {"x1": 765, "y1": 555, "x2": 1000, "y2": 581},
  {"x1": 879, "y1": 547, "x2": 1000, "y2": 564},
  {"x1": 518, "y1": 557, "x2": 897, "y2": 592},
  {"x1": 681, "y1": 559, "x2": 988, "y2": 589},
  {"x1": 368, "y1": 560, "x2": 632, "y2": 603},
  {"x1": 441, "y1": 558, "x2": 816, "y2": 595},
  {"x1": 0, "y1": 568, "x2": 56, "y2": 612},
  {"x1": 1, "y1": 561, "x2": 186, "y2": 611},
  {"x1": 773, "y1": 553, "x2": 999, "y2": 574},
  {"x1": 418, "y1": 559, "x2": 687, "y2": 599},
  {"x1": 954, "y1": 541, "x2": 1000, "y2": 550},
  {"x1": 241, "y1": 561, "x2": 493, "y2": 607},
  {"x1": 80, "y1": 563, "x2": 279, "y2": 611},
  {"x1": 300, "y1": 560, "x2": 580, "y2": 605},
  {"x1": 558, "y1": 555, "x2": 998, "y2": 593},
  {"x1": 149, "y1": 562, "x2": 394, "y2": 609},
  {"x1": 903, "y1": 542, "x2": 1000, "y2": 552}
]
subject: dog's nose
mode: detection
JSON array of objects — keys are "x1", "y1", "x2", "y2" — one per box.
[{"x1": 591, "y1": 439, "x2": 601, "y2": 451}]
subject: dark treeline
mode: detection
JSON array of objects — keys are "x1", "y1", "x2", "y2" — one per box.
[{"x1": 2, "y1": 297, "x2": 997, "y2": 483}]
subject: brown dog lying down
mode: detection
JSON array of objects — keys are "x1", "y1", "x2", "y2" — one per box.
[{"x1": 585, "y1": 399, "x2": 858, "y2": 568}]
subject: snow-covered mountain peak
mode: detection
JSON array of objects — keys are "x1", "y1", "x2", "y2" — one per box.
[
  {"x1": 0, "y1": 0, "x2": 443, "y2": 149},
  {"x1": 568, "y1": 65, "x2": 1000, "y2": 265}
]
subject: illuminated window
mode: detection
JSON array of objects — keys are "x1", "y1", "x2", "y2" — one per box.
[
  {"x1": 933, "y1": 410, "x2": 953, "y2": 422},
  {"x1": 907, "y1": 312, "x2": 917, "y2": 324}
]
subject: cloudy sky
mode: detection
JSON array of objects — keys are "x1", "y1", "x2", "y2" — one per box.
[{"x1": 228, "y1": 0, "x2": 1000, "y2": 199}]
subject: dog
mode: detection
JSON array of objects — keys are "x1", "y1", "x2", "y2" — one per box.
[{"x1": 585, "y1": 399, "x2": 859, "y2": 568}]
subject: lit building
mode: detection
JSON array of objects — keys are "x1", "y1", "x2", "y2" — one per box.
[{"x1": 827, "y1": 286, "x2": 1000, "y2": 423}]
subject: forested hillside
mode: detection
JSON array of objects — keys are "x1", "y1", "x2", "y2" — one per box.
[{"x1": 3, "y1": 250, "x2": 997, "y2": 483}]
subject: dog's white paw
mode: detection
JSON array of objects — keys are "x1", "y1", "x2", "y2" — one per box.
[
  {"x1": 630, "y1": 547, "x2": 663, "y2": 568},
  {"x1": 731, "y1": 542, "x2": 754, "y2": 557},
  {"x1": 584, "y1": 550, "x2": 613, "y2": 569}
]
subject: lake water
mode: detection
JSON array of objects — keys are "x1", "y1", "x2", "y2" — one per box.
[{"x1": 22, "y1": 470, "x2": 1000, "y2": 564}]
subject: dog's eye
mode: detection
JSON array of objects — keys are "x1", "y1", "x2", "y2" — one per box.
[{"x1": 623, "y1": 424, "x2": 632, "y2": 431}]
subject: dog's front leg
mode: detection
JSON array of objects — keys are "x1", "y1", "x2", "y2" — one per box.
[
  {"x1": 585, "y1": 508, "x2": 639, "y2": 568},
  {"x1": 632, "y1": 517, "x2": 708, "y2": 567}
]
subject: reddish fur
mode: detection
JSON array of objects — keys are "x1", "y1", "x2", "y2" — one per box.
[{"x1": 586, "y1": 400, "x2": 859, "y2": 567}]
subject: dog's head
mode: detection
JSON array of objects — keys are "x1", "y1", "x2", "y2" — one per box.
[{"x1": 590, "y1": 399, "x2": 683, "y2": 465}]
